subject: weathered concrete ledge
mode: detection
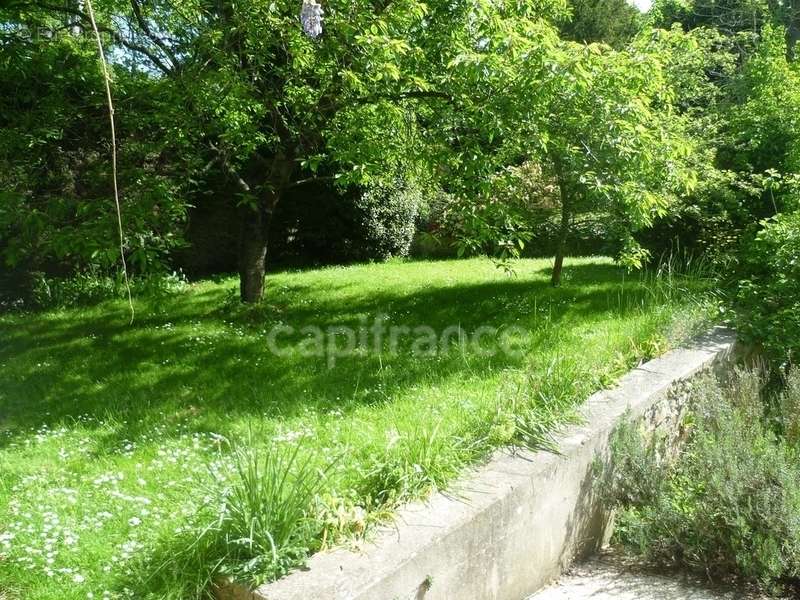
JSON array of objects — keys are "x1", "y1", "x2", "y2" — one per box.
[{"x1": 218, "y1": 327, "x2": 737, "y2": 600}]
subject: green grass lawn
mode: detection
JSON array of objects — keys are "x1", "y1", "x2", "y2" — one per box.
[{"x1": 0, "y1": 257, "x2": 713, "y2": 599}]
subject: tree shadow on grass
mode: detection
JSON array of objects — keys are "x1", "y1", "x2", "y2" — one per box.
[{"x1": 0, "y1": 261, "x2": 679, "y2": 453}]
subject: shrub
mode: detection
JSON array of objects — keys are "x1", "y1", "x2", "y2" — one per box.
[
  {"x1": 353, "y1": 180, "x2": 421, "y2": 261},
  {"x1": 735, "y1": 210, "x2": 800, "y2": 366},
  {"x1": 605, "y1": 369, "x2": 800, "y2": 594},
  {"x1": 410, "y1": 190, "x2": 461, "y2": 259},
  {"x1": 269, "y1": 179, "x2": 421, "y2": 265}
]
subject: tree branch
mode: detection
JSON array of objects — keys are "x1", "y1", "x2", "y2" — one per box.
[
  {"x1": 36, "y1": 2, "x2": 174, "y2": 75},
  {"x1": 355, "y1": 89, "x2": 455, "y2": 105},
  {"x1": 128, "y1": 0, "x2": 179, "y2": 70},
  {"x1": 285, "y1": 175, "x2": 337, "y2": 189},
  {"x1": 208, "y1": 142, "x2": 251, "y2": 193}
]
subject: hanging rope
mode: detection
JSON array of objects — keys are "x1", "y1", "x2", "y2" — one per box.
[{"x1": 84, "y1": 0, "x2": 135, "y2": 324}]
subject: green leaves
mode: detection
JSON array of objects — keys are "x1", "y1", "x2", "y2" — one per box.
[
  {"x1": 534, "y1": 39, "x2": 694, "y2": 258},
  {"x1": 725, "y1": 25, "x2": 800, "y2": 176},
  {"x1": 0, "y1": 30, "x2": 188, "y2": 277},
  {"x1": 440, "y1": 18, "x2": 704, "y2": 277},
  {"x1": 735, "y1": 209, "x2": 800, "y2": 364}
]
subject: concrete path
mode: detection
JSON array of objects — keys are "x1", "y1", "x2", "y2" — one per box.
[{"x1": 529, "y1": 553, "x2": 766, "y2": 600}]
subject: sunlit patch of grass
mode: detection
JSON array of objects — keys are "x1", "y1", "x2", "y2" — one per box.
[{"x1": 0, "y1": 257, "x2": 715, "y2": 598}]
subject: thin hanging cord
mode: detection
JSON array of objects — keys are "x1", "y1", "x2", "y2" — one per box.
[{"x1": 85, "y1": 0, "x2": 135, "y2": 324}]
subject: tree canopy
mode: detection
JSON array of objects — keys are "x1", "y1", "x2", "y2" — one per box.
[
  {"x1": 4, "y1": 0, "x2": 571, "y2": 300},
  {"x1": 1, "y1": 0, "x2": 799, "y2": 307},
  {"x1": 559, "y1": 0, "x2": 643, "y2": 48}
]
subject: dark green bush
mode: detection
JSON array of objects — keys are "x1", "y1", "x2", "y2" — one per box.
[
  {"x1": 0, "y1": 38, "x2": 189, "y2": 281},
  {"x1": 353, "y1": 180, "x2": 421, "y2": 261},
  {"x1": 735, "y1": 210, "x2": 800, "y2": 366},
  {"x1": 606, "y1": 369, "x2": 800, "y2": 594},
  {"x1": 268, "y1": 179, "x2": 421, "y2": 265}
]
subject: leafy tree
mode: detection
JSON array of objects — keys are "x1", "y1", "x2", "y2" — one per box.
[
  {"x1": 541, "y1": 42, "x2": 696, "y2": 285},
  {"x1": 0, "y1": 26, "x2": 187, "y2": 289},
  {"x1": 455, "y1": 39, "x2": 696, "y2": 286},
  {"x1": 11, "y1": 0, "x2": 567, "y2": 302},
  {"x1": 651, "y1": 0, "x2": 772, "y2": 33},
  {"x1": 560, "y1": 0, "x2": 643, "y2": 48},
  {"x1": 650, "y1": 0, "x2": 800, "y2": 54},
  {"x1": 698, "y1": 26, "x2": 800, "y2": 261},
  {"x1": 629, "y1": 25, "x2": 744, "y2": 260},
  {"x1": 724, "y1": 25, "x2": 800, "y2": 177},
  {"x1": 445, "y1": 36, "x2": 697, "y2": 285},
  {"x1": 632, "y1": 23, "x2": 800, "y2": 266}
]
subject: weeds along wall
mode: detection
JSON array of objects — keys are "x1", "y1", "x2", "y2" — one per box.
[{"x1": 217, "y1": 328, "x2": 738, "y2": 600}]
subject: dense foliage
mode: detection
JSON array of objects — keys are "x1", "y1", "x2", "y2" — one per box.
[
  {"x1": 560, "y1": 0, "x2": 642, "y2": 47},
  {"x1": 606, "y1": 368, "x2": 800, "y2": 594},
  {"x1": 736, "y1": 210, "x2": 800, "y2": 364},
  {"x1": 0, "y1": 32, "x2": 188, "y2": 294},
  {"x1": 650, "y1": 0, "x2": 800, "y2": 49},
  {"x1": 443, "y1": 35, "x2": 698, "y2": 282},
  {"x1": 2, "y1": 0, "x2": 798, "y2": 312}
]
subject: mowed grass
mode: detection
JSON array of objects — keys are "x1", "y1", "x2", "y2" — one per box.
[{"x1": 0, "y1": 257, "x2": 713, "y2": 599}]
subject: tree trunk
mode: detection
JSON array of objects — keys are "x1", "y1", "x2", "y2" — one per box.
[
  {"x1": 236, "y1": 153, "x2": 293, "y2": 303},
  {"x1": 551, "y1": 178, "x2": 571, "y2": 287},
  {"x1": 238, "y1": 204, "x2": 271, "y2": 303}
]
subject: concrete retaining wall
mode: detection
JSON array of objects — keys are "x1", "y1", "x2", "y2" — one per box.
[{"x1": 218, "y1": 327, "x2": 737, "y2": 600}]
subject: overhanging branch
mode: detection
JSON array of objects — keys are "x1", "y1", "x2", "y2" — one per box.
[
  {"x1": 355, "y1": 89, "x2": 455, "y2": 105},
  {"x1": 36, "y1": 2, "x2": 174, "y2": 75},
  {"x1": 129, "y1": 0, "x2": 179, "y2": 71}
]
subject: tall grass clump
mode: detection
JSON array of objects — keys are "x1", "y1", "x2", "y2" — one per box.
[
  {"x1": 605, "y1": 368, "x2": 800, "y2": 595},
  {"x1": 139, "y1": 442, "x2": 333, "y2": 599},
  {"x1": 217, "y1": 442, "x2": 333, "y2": 579}
]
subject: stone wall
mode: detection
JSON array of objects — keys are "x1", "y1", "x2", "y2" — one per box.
[{"x1": 216, "y1": 327, "x2": 738, "y2": 600}]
